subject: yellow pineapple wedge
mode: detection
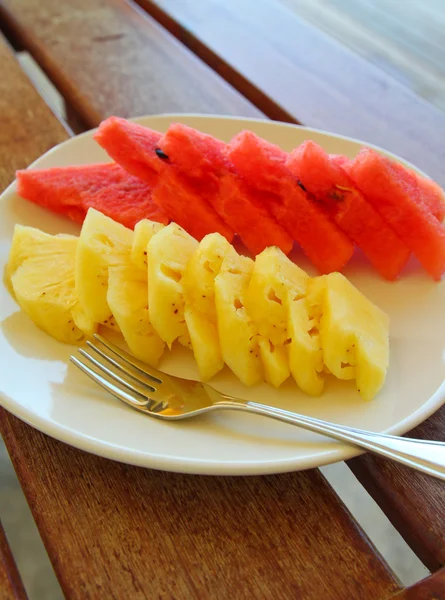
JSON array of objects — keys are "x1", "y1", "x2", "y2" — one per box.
[
  {"x1": 75, "y1": 208, "x2": 133, "y2": 325},
  {"x1": 246, "y1": 247, "x2": 313, "y2": 390},
  {"x1": 4, "y1": 224, "x2": 74, "y2": 296},
  {"x1": 313, "y1": 272, "x2": 389, "y2": 400},
  {"x1": 7, "y1": 227, "x2": 95, "y2": 343},
  {"x1": 131, "y1": 219, "x2": 165, "y2": 270},
  {"x1": 107, "y1": 265, "x2": 165, "y2": 366},
  {"x1": 147, "y1": 223, "x2": 198, "y2": 348},
  {"x1": 214, "y1": 251, "x2": 262, "y2": 386},
  {"x1": 182, "y1": 233, "x2": 235, "y2": 381}
]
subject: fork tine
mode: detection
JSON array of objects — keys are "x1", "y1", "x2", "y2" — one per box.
[
  {"x1": 93, "y1": 334, "x2": 162, "y2": 384},
  {"x1": 70, "y1": 355, "x2": 151, "y2": 411},
  {"x1": 85, "y1": 342, "x2": 156, "y2": 392},
  {"x1": 78, "y1": 348, "x2": 154, "y2": 400}
]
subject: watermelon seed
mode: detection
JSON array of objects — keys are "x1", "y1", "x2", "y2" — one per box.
[
  {"x1": 155, "y1": 147, "x2": 169, "y2": 160},
  {"x1": 297, "y1": 180, "x2": 307, "y2": 192}
]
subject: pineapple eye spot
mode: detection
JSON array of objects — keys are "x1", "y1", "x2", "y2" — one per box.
[
  {"x1": 95, "y1": 234, "x2": 115, "y2": 248},
  {"x1": 228, "y1": 268, "x2": 241, "y2": 275},
  {"x1": 160, "y1": 263, "x2": 182, "y2": 282},
  {"x1": 293, "y1": 293, "x2": 305, "y2": 302},
  {"x1": 233, "y1": 297, "x2": 243, "y2": 310},
  {"x1": 203, "y1": 260, "x2": 214, "y2": 273},
  {"x1": 269, "y1": 340, "x2": 275, "y2": 353},
  {"x1": 308, "y1": 326, "x2": 319, "y2": 337},
  {"x1": 341, "y1": 362, "x2": 352, "y2": 369},
  {"x1": 283, "y1": 338, "x2": 292, "y2": 346},
  {"x1": 267, "y1": 288, "x2": 282, "y2": 304}
]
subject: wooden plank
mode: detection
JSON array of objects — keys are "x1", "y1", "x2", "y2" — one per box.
[
  {"x1": 0, "y1": 521, "x2": 28, "y2": 600},
  {"x1": 0, "y1": 36, "x2": 68, "y2": 190},
  {"x1": 0, "y1": 27, "x2": 399, "y2": 600},
  {"x1": 0, "y1": 412, "x2": 400, "y2": 600},
  {"x1": 349, "y1": 407, "x2": 445, "y2": 573},
  {"x1": 388, "y1": 567, "x2": 445, "y2": 599},
  {"x1": 0, "y1": 0, "x2": 262, "y2": 131},
  {"x1": 137, "y1": 0, "x2": 445, "y2": 186}
]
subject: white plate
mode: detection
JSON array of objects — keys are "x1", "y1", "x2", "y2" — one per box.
[{"x1": 1, "y1": 114, "x2": 444, "y2": 475}]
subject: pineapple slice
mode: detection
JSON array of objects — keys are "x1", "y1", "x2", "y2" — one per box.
[
  {"x1": 214, "y1": 252, "x2": 262, "y2": 386},
  {"x1": 107, "y1": 265, "x2": 165, "y2": 366},
  {"x1": 246, "y1": 247, "x2": 314, "y2": 389},
  {"x1": 8, "y1": 231, "x2": 94, "y2": 344},
  {"x1": 4, "y1": 224, "x2": 75, "y2": 296},
  {"x1": 314, "y1": 272, "x2": 389, "y2": 400},
  {"x1": 75, "y1": 208, "x2": 133, "y2": 325},
  {"x1": 147, "y1": 223, "x2": 198, "y2": 348},
  {"x1": 287, "y1": 295, "x2": 324, "y2": 396},
  {"x1": 182, "y1": 233, "x2": 235, "y2": 381},
  {"x1": 131, "y1": 219, "x2": 165, "y2": 270},
  {"x1": 257, "y1": 336, "x2": 290, "y2": 388}
]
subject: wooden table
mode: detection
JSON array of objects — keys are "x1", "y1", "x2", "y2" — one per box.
[{"x1": 1, "y1": 1, "x2": 445, "y2": 598}]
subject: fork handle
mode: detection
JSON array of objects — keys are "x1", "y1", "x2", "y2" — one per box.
[{"x1": 217, "y1": 400, "x2": 445, "y2": 480}]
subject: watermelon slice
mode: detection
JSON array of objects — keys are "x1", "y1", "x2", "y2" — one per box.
[
  {"x1": 152, "y1": 170, "x2": 233, "y2": 242},
  {"x1": 287, "y1": 141, "x2": 410, "y2": 280},
  {"x1": 348, "y1": 149, "x2": 445, "y2": 280},
  {"x1": 387, "y1": 161, "x2": 445, "y2": 221},
  {"x1": 16, "y1": 163, "x2": 168, "y2": 229},
  {"x1": 228, "y1": 131, "x2": 354, "y2": 273},
  {"x1": 95, "y1": 117, "x2": 234, "y2": 241},
  {"x1": 94, "y1": 116, "x2": 164, "y2": 186},
  {"x1": 155, "y1": 123, "x2": 293, "y2": 255}
]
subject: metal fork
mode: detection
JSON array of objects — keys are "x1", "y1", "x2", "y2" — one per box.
[{"x1": 71, "y1": 334, "x2": 445, "y2": 481}]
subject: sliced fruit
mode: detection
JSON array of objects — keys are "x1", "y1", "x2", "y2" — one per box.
[
  {"x1": 214, "y1": 252, "x2": 262, "y2": 386},
  {"x1": 152, "y1": 170, "x2": 234, "y2": 242},
  {"x1": 182, "y1": 233, "x2": 236, "y2": 380},
  {"x1": 75, "y1": 208, "x2": 133, "y2": 324},
  {"x1": 8, "y1": 231, "x2": 93, "y2": 343},
  {"x1": 288, "y1": 141, "x2": 410, "y2": 280},
  {"x1": 93, "y1": 117, "x2": 163, "y2": 186},
  {"x1": 228, "y1": 131, "x2": 354, "y2": 273},
  {"x1": 16, "y1": 163, "x2": 168, "y2": 229},
  {"x1": 312, "y1": 272, "x2": 389, "y2": 400},
  {"x1": 107, "y1": 265, "x2": 165, "y2": 366},
  {"x1": 257, "y1": 336, "x2": 290, "y2": 388},
  {"x1": 246, "y1": 246, "x2": 309, "y2": 346},
  {"x1": 157, "y1": 124, "x2": 292, "y2": 255},
  {"x1": 131, "y1": 219, "x2": 165, "y2": 270},
  {"x1": 348, "y1": 149, "x2": 445, "y2": 280},
  {"x1": 147, "y1": 223, "x2": 198, "y2": 348}
]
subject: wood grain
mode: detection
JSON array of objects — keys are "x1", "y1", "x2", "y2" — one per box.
[
  {"x1": 138, "y1": 0, "x2": 445, "y2": 186},
  {"x1": 388, "y1": 567, "x2": 445, "y2": 599},
  {"x1": 0, "y1": 0, "x2": 262, "y2": 131},
  {"x1": 349, "y1": 406, "x2": 445, "y2": 573},
  {"x1": 0, "y1": 521, "x2": 28, "y2": 600},
  {"x1": 0, "y1": 27, "x2": 400, "y2": 600},
  {"x1": 0, "y1": 35, "x2": 69, "y2": 190},
  {"x1": 0, "y1": 411, "x2": 400, "y2": 600}
]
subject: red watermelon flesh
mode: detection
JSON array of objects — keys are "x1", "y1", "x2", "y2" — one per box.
[
  {"x1": 388, "y1": 161, "x2": 445, "y2": 221},
  {"x1": 94, "y1": 117, "x2": 164, "y2": 186},
  {"x1": 348, "y1": 148, "x2": 445, "y2": 280},
  {"x1": 287, "y1": 141, "x2": 410, "y2": 280},
  {"x1": 228, "y1": 131, "x2": 354, "y2": 273},
  {"x1": 16, "y1": 163, "x2": 168, "y2": 229},
  {"x1": 152, "y1": 169, "x2": 233, "y2": 242},
  {"x1": 156, "y1": 124, "x2": 293, "y2": 255},
  {"x1": 330, "y1": 154, "x2": 351, "y2": 170},
  {"x1": 95, "y1": 118, "x2": 233, "y2": 241}
]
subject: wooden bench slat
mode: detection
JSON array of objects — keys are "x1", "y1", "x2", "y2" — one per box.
[
  {"x1": 0, "y1": 413, "x2": 401, "y2": 600},
  {"x1": 0, "y1": 0, "x2": 262, "y2": 130},
  {"x1": 349, "y1": 407, "x2": 445, "y2": 572},
  {"x1": 387, "y1": 567, "x2": 445, "y2": 599},
  {"x1": 0, "y1": 27, "x2": 400, "y2": 600},
  {"x1": 138, "y1": 0, "x2": 445, "y2": 187},
  {"x1": 0, "y1": 520, "x2": 28, "y2": 600}
]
